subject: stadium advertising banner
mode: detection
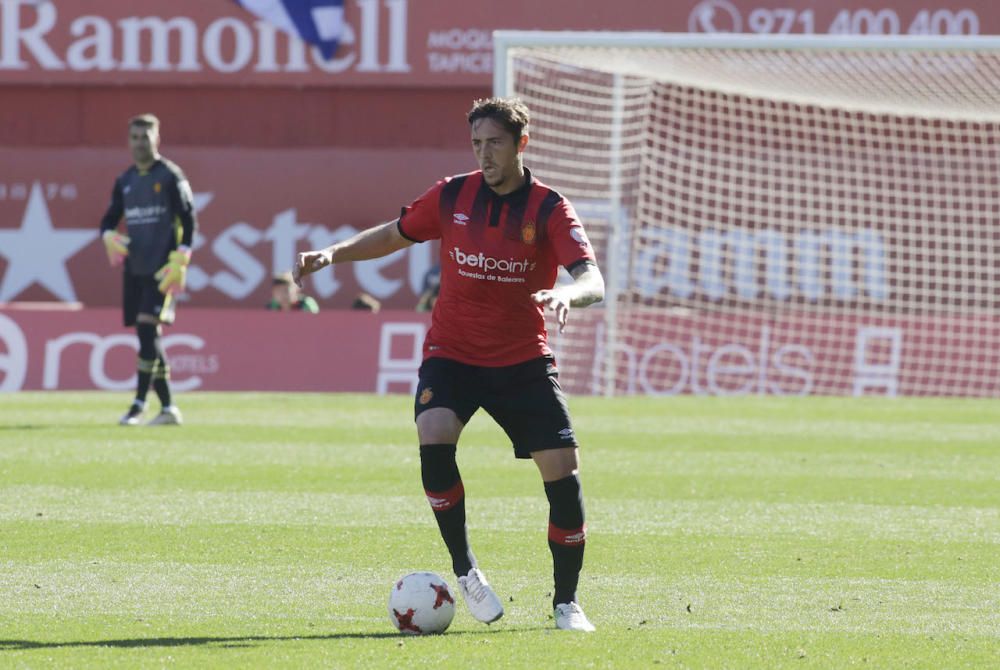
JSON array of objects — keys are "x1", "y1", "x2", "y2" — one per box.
[
  {"x1": 0, "y1": 146, "x2": 464, "y2": 310},
  {"x1": 549, "y1": 310, "x2": 1000, "y2": 398},
  {"x1": 0, "y1": 307, "x2": 430, "y2": 393},
  {"x1": 0, "y1": 0, "x2": 997, "y2": 87},
  {"x1": 2, "y1": 306, "x2": 997, "y2": 395}
]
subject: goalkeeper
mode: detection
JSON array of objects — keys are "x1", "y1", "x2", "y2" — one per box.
[{"x1": 99, "y1": 113, "x2": 198, "y2": 427}]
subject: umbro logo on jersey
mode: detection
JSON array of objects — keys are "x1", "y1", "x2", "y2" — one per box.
[
  {"x1": 558, "y1": 428, "x2": 574, "y2": 440},
  {"x1": 453, "y1": 212, "x2": 469, "y2": 226}
]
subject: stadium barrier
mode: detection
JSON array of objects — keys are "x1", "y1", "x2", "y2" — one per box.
[
  {"x1": 0, "y1": 307, "x2": 430, "y2": 393},
  {"x1": 3, "y1": 306, "x2": 997, "y2": 396}
]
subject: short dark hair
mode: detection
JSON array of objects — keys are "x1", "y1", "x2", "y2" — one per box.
[
  {"x1": 467, "y1": 97, "x2": 530, "y2": 141},
  {"x1": 129, "y1": 113, "x2": 160, "y2": 131}
]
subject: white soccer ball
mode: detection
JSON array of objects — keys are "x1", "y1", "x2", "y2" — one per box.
[{"x1": 388, "y1": 571, "x2": 456, "y2": 635}]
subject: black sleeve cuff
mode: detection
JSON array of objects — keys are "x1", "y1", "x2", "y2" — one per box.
[
  {"x1": 396, "y1": 209, "x2": 422, "y2": 243},
  {"x1": 565, "y1": 258, "x2": 595, "y2": 275}
]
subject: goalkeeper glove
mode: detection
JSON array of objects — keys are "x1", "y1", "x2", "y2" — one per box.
[
  {"x1": 102, "y1": 230, "x2": 130, "y2": 267},
  {"x1": 154, "y1": 246, "x2": 192, "y2": 295}
]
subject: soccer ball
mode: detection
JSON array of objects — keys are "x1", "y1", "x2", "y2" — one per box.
[{"x1": 388, "y1": 571, "x2": 456, "y2": 635}]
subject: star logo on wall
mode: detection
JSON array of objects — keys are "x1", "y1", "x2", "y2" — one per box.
[{"x1": 0, "y1": 182, "x2": 94, "y2": 302}]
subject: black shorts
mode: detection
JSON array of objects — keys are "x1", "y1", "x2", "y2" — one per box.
[
  {"x1": 414, "y1": 355, "x2": 578, "y2": 459},
  {"x1": 122, "y1": 274, "x2": 175, "y2": 327}
]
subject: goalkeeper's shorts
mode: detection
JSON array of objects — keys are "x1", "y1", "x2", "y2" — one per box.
[{"x1": 122, "y1": 273, "x2": 176, "y2": 327}]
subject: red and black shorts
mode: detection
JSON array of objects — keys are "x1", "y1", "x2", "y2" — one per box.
[
  {"x1": 414, "y1": 355, "x2": 579, "y2": 459},
  {"x1": 122, "y1": 273, "x2": 175, "y2": 327}
]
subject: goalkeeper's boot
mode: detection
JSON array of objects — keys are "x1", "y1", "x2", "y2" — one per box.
[
  {"x1": 554, "y1": 601, "x2": 596, "y2": 632},
  {"x1": 119, "y1": 401, "x2": 144, "y2": 426},
  {"x1": 147, "y1": 405, "x2": 183, "y2": 426},
  {"x1": 457, "y1": 567, "x2": 504, "y2": 624}
]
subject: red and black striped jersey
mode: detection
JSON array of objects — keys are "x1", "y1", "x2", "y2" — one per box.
[{"x1": 398, "y1": 168, "x2": 597, "y2": 367}]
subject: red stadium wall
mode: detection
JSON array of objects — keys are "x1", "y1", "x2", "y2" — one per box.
[
  {"x1": 0, "y1": 307, "x2": 432, "y2": 394},
  {"x1": 1, "y1": 0, "x2": 998, "y2": 148},
  {"x1": 3, "y1": 307, "x2": 997, "y2": 395},
  {"x1": 0, "y1": 147, "x2": 459, "y2": 309},
  {"x1": 3, "y1": 1, "x2": 1000, "y2": 395}
]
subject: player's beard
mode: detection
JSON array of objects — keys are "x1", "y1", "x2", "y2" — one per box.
[
  {"x1": 132, "y1": 147, "x2": 154, "y2": 165},
  {"x1": 483, "y1": 161, "x2": 516, "y2": 190},
  {"x1": 482, "y1": 164, "x2": 501, "y2": 186}
]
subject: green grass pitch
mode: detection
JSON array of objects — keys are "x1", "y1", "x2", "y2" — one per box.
[{"x1": 1, "y1": 392, "x2": 998, "y2": 669}]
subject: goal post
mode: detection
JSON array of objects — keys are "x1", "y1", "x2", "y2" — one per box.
[{"x1": 494, "y1": 31, "x2": 1000, "y2": 397}]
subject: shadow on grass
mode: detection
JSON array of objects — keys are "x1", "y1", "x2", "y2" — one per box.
[{"x1": 0, "y1": 628, "x2": 526, "y2": 650}]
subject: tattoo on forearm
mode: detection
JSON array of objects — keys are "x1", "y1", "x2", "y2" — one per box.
[
  {"x1": 570, "y1": 290, "x2": 602, "y2": 308},
  {"x1": 567, "y1": 262, "x2": 604, "y2": 308}
]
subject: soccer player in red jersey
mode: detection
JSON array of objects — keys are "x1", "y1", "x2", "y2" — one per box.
[{"x1": 295, "y1": 98, "x2": 604, "y2": 632}]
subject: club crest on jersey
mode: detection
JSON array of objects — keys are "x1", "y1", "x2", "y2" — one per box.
[
  {"x1": 419, "y1": 388, "x2": 434, "y2": 405},
  {"x1": 521, "y1": 220, "x2": 536, "y2": 244},
  {"x1": 153, "y1": 182, "x2": 161, "y2": 193}
]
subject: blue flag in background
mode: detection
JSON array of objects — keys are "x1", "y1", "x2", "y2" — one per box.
[{"x1": 232, "y1": 0, "x2": 344, "y2": 59}]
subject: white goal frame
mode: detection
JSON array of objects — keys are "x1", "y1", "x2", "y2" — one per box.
[{"x1": 493, "y1": 31, "x2": 1000, "y2": 397}]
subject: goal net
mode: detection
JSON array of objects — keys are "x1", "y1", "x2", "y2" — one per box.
[{"x1": 495, "y1": 32, "x2": 1000, "y2": 397}]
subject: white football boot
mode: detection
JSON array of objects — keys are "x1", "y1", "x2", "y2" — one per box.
[
  {"x1": 554, "y1": 602, "x2": 596, "y2": 632},
  {"x1": 118, "y1": 402, "x2": 144, "y2": 426},
  {"x1": 457, "y1": 567, "x2": 504, "y2": 624},
  {"x1": 147, "y1": 405, "x2": 183, "y2": 426}
]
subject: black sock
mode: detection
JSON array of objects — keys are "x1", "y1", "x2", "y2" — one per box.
[
  {"x1": 137, "y1": 323, "x2": 172, "y2": 408},
  {"x1": 135, "y1": 323, "x2": 159, "y2": 404},
  {"x1": 420, "y1": 444, "x2": 475, "y2": 577},
  {"x1": 545, "y1": 473, "x2": 586, "y2": 608},
  {"x1": 153, "y1": 354, "x2": 171, "y2": 408}
]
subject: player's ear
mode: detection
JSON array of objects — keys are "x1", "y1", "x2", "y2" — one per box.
[{"x1": 517, "y1": 132, "x2": 529, "y2": 153}]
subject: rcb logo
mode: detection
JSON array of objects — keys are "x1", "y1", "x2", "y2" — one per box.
[
  {"x1": 521, "y1": 220, "x2": 536, "y2": 244},
  {"x1": 419, "y1": 388, "x2": 434, "y2": 405}
]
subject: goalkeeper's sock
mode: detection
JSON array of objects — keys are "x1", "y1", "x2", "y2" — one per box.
[
  {"x1": 153, "y1": 354, "x2": 172, "y2": 408},
  {"x1": 544, "y1": 473, "x2": 587, "y2": 608},
  {"x1": 420, "y1": 443, "x2": 476, "y2": 577},
  {"x1": 135, "y1": 323, "x2": 160, "y2": 404},
  {"x1": 135, "y1": 358, "x2": 155, "y2": 404}
]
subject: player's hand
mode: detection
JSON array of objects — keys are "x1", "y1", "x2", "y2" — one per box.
[
  {"x1": 154, "y1": 247, "x2": 192, "y2": 295},
  {"x1": 293, "y1": 249, "x2": 333, "y2": 287},
  {"x1": 102, "y1": 230, "x2": 130, "y2": 267},
  {"x1": 532, "y1": 289, "x2": 571, "y2": 333}
]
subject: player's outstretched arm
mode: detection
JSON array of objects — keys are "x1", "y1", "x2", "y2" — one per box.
[
  {"x1": 531, "y1": 262, "x2": 605, "y2": 333},
  {"x1": 294, "y1": 219, "x2": 413, "y2": 287}
]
